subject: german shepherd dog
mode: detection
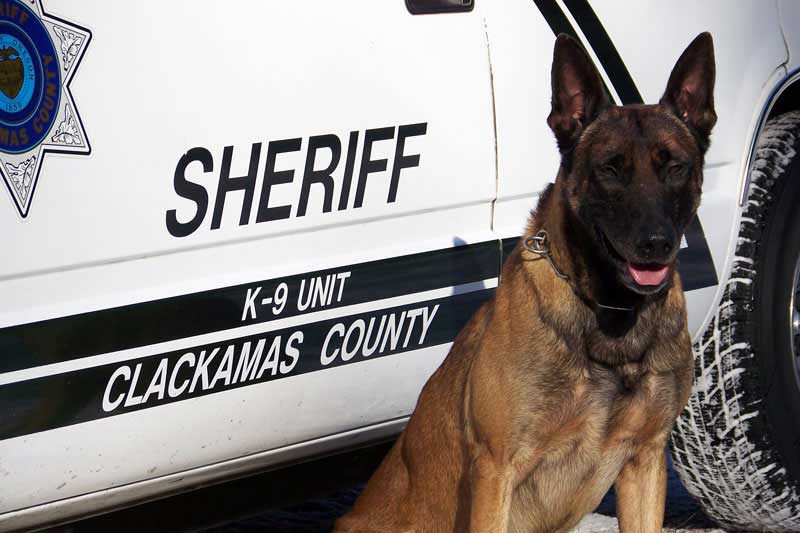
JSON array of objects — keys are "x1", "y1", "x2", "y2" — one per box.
[{"x1": 337, "y1": 32, "x2": 716, "y2": 533}]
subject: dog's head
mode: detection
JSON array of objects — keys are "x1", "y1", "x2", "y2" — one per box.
[{"x1": 548, "y1": 33, "x2": 715, "y2": 295}]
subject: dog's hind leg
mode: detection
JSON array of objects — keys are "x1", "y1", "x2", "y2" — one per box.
[{"x1": 614, "y1": 446, "x2": 667, "y2": 533}]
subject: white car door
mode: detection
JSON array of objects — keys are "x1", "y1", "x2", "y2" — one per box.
[{"x1": 0, "y1": 0, "x2": 496, "y2": 526}]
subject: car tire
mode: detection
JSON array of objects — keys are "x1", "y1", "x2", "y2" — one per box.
[{"x1": 670, "y1": 111, "x2": 800, "y2": 531}]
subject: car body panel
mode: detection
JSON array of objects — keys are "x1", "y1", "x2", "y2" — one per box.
[
  {"x1": 0, "y1": 0, "x2": 793, "y2": 529},
  {"x1": 0, "y1": 0, "x2": 497, "y2": 523}
]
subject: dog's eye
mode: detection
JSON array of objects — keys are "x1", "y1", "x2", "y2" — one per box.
[
  {"x1": 598, "y1": 164, "x2": 618, "y2": 177},
  {"x1": 666, "y1": 162, "x2": 687, "y2": 180}
]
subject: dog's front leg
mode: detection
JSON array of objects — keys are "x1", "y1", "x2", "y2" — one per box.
[
  {"x1": 614, "y1": 445, "x2": 667, "y2": 533},
  {"x1": 469, "y1": 453, "x2": 514, "y2": 533}
]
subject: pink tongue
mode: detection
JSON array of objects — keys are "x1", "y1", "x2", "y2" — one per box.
[{"x1": 628, "y1": 263, "x2": 669, "y2": 286}]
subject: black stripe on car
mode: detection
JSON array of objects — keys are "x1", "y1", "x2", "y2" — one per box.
[
  {"x1": 1, "y1": 289, "x2": 492, "y2": 441},
  {"x1": 560, "y1": 0, "x2": 644, "y2": 104},
  {"x1": 0, "y1": 241, "x2": 500, "y2": 375},
  {"x1": 529, "y1": 0, "x2": 616, "y2": 102},
  {"x1": 532, "y1": 0, "x2": 641, "y2": 105}
]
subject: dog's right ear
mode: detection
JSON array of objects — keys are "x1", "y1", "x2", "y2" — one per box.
[{"x1": 547, "y1": 34, "x2": 610, "y2": 154}]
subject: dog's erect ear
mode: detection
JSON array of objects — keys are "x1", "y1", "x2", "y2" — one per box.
[
  {"x1": 660, "y1": 32, "x2": 717, "y2": 150},
  {"x1": 547, "y1": 34, "x2": 610, "y2": 154}
]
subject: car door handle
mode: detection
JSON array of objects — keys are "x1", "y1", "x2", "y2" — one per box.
[{"x1": 406, "y1": 0, "x2": 474, "y2": 15}]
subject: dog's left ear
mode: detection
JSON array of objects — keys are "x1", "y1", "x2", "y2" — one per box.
[
  {"x1": 660, "y1": 32, "x2": 717, "y2": 151},
  {"x1": 548, "y1": 34, "x2": 610, "y2": 154}
]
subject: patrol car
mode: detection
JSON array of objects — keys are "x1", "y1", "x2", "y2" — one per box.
[{"x1": 1, "y1": 0, "x2": 800, "y2": 530}]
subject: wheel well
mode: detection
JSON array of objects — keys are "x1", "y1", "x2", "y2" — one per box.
[{"x1": 769, "y1": 77, "x2": 800, "y2": 119}]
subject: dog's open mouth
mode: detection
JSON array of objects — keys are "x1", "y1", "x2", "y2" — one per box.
[
  {"x1": 627, "y1": 262, "x2": 669, "y2": 286},
  {"x1": 598, "y1": 229, "x2": 672, "y2": 289}
]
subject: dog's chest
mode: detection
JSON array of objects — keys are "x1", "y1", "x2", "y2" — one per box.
[
  {"x1": 571, "y1": 371, "x2": 675, "y2": 463},
  {"x1": 509, "y1": 372, "x2": 678, "y2": 533}
]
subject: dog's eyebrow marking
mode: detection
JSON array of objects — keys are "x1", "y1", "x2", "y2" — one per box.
[
  {"x1": 652, "y1": 121, "x2": 698, "y2": 159},
  {"x1": 578, "y1": 108, "x2": 612, "y2": 143},
  {"x1": 660, "y1": 109, "x2": 694, "y2": 139}
]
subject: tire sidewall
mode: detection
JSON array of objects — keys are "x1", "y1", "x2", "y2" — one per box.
[{"x1": 754, "y1": 157, "x2": 800, "y2": 483}]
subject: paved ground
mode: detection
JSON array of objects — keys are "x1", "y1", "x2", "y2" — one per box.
[
  {"x1": 53, "y1": 442, "x2": 724, "y2": 533},
  {"x1": 573, "y1": 513, "x2": 724, "y2": 533},
  {"x1": 205, "y1": 484, "x2": 722, "y2": 533},
  {"x1": 201, "y1": 452, "x2": 721, "y2": 533}
]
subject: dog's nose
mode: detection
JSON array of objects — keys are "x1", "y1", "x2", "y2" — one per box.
[{"x1": 636, "y1": 233, "x2": 673, "y2": 261}]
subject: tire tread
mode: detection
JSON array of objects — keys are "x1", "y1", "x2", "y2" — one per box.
[{"x1": 670, "y1": 112, "x2": 800, "y2": 531}]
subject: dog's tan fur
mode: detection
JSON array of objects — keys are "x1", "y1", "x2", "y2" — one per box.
[
  {"x1": 336, "y1": 32, "x2": 716, "y2": 533},
  {"x1": 336, "y1": 184, "x2": 693, "y2": 533}
]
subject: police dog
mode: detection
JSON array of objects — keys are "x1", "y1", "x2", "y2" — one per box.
[{"x1": 337, "y1": 32, "x2": 715, "y2": 533}]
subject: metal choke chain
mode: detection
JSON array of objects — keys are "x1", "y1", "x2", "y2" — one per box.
[
  {"x1": 523, "y1": 229, "x2": 633, "y2": 312},
  {"x1": 523, "y1": 230, "x2": 569, "y2": 280}
]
